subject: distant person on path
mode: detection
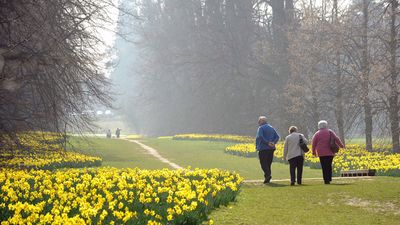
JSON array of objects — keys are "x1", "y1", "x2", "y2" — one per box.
[
  {"x1": 256, "y1": 116, "x2": 280, "y2": 184},
  {"x1": 115, "y1": 128, "x2": 121, "y2": 138},
  {"x1": 312, "y1": 120, "x2": 344, "y2": 184},
  {"x1": 284, "y1": 126, "x2": 307, "y2": 186},
  {"x1": 106, "y1": 129, "x2": 111, "y2": 138}
]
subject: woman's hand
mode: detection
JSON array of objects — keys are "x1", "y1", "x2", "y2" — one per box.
[{"x1": 268, "y1": 142, "x2": 275, "y2": 148}]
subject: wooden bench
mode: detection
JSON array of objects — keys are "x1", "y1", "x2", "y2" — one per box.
[{"x1": 340, "y1": 169, "x2": 376, "y2": 177}]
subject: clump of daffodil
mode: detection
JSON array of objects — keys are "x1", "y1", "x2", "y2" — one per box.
[
  {"x1": 223, "y1": 135, "x2": 400, "y2": 176},
  {"x1": 0, "y1": 167, "x2": 242, "y2": 224},
  {"x1": 173, "y1": 133, "x2": 253, "y2": 143},
  {"x1": 0, "y1": 132, "x2": 102, "y2": 170}
]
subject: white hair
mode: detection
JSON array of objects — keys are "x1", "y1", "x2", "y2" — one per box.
[
  {"x1": 318, "y1": 120, "x2": 328, "y2": 129},
  {"x1": 258, "y1": 116, "x2": 267, "y2": 125}
]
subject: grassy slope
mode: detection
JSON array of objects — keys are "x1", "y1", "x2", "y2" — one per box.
[
  {"x1": 141, "y1": 138, "x2": 322, "y2": 180},
  {"x1": 68, "y1": 137, "x2": 170, "y2": 169},
  {"x1": 208, "y1": 177, "x2": 400, "y2": 225}
]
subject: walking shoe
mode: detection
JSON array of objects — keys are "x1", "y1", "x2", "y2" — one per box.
[
  {"x1": 263, "y1": 176, "x2": 271, "y2": 184},
  {"x1": 290, "y1": 182, "x2": 295, "y2": 186},
  {"x1": 324, "y1": 181, "x2": 330, "y2": 184}
]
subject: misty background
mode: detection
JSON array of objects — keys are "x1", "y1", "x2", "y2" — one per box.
[
  {"x1": 3, "y1": 0, "x2": 397, "y2": 152},
  {"x1": 106, "y1": 0, "x2": 399, "y2": 153}
]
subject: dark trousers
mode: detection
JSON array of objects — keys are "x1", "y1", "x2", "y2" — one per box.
[
  {"x1": 319, "y1": 156, "x2": 334, "y2": 182},
  {"x1": 289, "y1": 156, "x2": 304, "y2": 184},
  {"x1": 258, "y1": 150, "x2": 274, "y2": 181}
]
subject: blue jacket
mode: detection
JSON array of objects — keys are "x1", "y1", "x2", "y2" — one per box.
[{"x1": 256, "y1": 123, "x2": 280, "y2": 151}]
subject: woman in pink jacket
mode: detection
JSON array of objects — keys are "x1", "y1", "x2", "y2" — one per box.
[{"x1": 312, "y1": 120, "x2": 344, "y2": 184}]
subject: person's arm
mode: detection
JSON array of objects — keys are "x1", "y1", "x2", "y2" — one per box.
[
  {"x1": 302, "y1": 134, "x2": 308, "y2": 144},
  {"x1": 333, "y1": 132, "x2": 345, "y2": 148},
  {"x1": 255, "y1": 127, "x2": 264, "y2": 151},
  {"x1": 256, "y1": 127, "x2": 262, "y2": 141},
  {"x1": 273, "y1": 129, "x2": 280, "y2": 144},
  {"x1": 257, "y1": 126, "x2": 269, "y2": 144},
  {"x1": 312, "y1": 133, "x2": 318, "y2": 156},
  {"x1": 283, "y1": 137, "x2": 288, "y2": 161}
]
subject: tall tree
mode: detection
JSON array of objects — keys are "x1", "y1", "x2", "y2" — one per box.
[
  {"x1": 269, "y1": 0, "x2": 291, "y2": 85},
  {"x1": 388, "y1": 0, "x2": 400, "y2": 152},
  {"x1": 332, "y1": 0, "x2": 346, "y2": 145},
  {"x1": 0, "y1": 0, "x2": 114, "y2": 150},
  {"x1": 361, "y1": 0, "x2": 373, "y2": 151}
]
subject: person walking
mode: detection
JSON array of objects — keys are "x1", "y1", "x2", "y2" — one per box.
[
  {"x1": 256, "y1": 116, "x2": 280, "y2": 184},
  {"x1": 115, "y1": 128, "x2": 121, "y2": 138},
  {"x1": 284, "y1": 126, "x2": 307, "y2": 186},
  {"x1": 106, "y1": 129, "x2": 111, "y2": 138},
  {"x1": 312, "y1": 120, "x2": 345, "y2": 184}
]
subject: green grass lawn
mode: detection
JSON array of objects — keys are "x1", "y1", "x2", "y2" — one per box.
[
  {"x1": 68, "y1": 137, "x2": 170, "y2": 169},
  {"x1": 141, "y1": 138, "x2": 322, "y2": 180},
  {"x1": 69, "y1": 136, "x2": 400, "y2": 224},
  {"x1": 207, "y1": 177, "x2": 400, "y2": 225},
  {"x1": 139, "y1": 138, "x2": 400, "y2": 224}
]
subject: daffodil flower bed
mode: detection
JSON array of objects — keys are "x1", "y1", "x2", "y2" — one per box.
[
  {"x1": 1, "y1": 132, "x2": 102, "y2": 170},
  {"x1": 5, "y1": 131, "x2": 67, "y2": 151},
  {"x1": 173, "y1": 134, "x2": 253, "y2": 143},
  {"x1": 0, "y1": 150, "x2": 102, "y2": 170},
  {"x1": 225, "y1": 143, "x2": 400, "y2": 176},
  {"x1": 0, "y1": 167, "x2": 242, "y2": 225},
  {"x1": 225, "y1": 143, "x2": 258, "y2": 157}
]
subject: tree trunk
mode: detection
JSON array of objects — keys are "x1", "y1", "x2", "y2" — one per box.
[
  {"x1": 311, "y1": 71, "x2": 320, "y2": 132},
  {"x1": 335, "y1": 61, "x2": 346, "y2": 145},
  {"x1": 312, "y1": 96, "x2": 320, "y2": 131},
  {"x1": 389, "y1": 0, "x2": 400, "y2": 153},
  {"x1": 333, "y1": 0, "x2": 346, "y2": 145},
  {"x1": 362, "y1": 0, "x2": 373, "y2": 151},
  {"x1": 285, "y1": 0, "x2": 294, "y2": 24},
  {"x1": 270, "y1": 0, "x2": 290, "y2": 84},
  {"x1": 269, "y1": 0, "x2": 292, "y2": 132}
]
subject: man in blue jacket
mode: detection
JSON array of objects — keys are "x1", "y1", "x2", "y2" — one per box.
[{"x1": 256, "y1": 116, "x2": 280, "y2": 184}]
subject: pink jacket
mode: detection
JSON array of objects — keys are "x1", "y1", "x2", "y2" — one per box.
[{"x1": 312, "y1": 128, "x2": 344, "y2": 157}]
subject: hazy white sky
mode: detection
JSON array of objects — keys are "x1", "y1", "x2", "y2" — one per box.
[
  {"x1": 101, "y1": 0, "x2": 120, "y2": 47},
  {"x1": 300, "y1": 0, "x2": 353, "y2": 9},
  {"x1": 95, "y1": 0, "x2": 120, "y2": 78}
]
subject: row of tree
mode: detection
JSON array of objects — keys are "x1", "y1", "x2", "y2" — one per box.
[
  {"x1": 0, "y1": 0, "x2": 115, "y2": 151},
  {"x1": 286, "y1": 0, "x2": 399, "y2": 152},
  {"x1": 117, "y1": 0, "x2": 399, "y2": 152}
]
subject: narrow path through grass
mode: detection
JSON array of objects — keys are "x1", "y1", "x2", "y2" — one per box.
[
  {"x1": 125, "y1": 139, "x2": 183, "y2": 169},
  {"x1": 69, "y1": 137, "x2": 170, "y2": 169},
  {"x1": 141, "y1": 138, "x2": 322, "y2": 180}
]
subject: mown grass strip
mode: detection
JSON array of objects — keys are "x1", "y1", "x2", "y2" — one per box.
[
  {"x1": 207, "y1": 177, "x2": 400, "y2": 225},
  {"x1": 69, "y1": 137, "x2": 169, "y2": 169},
  {"x1": 141, "y1": 138, "x2": 322, "y2": 180}
]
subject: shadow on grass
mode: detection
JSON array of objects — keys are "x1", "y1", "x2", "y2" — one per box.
[
  {"x1": 264, "y1": 182, "x2": 287, "y2": 187},
  {"x1": 262, "y1": 182, "x2": 354, "y2": 187},
  {"x1": 329, "y1": 183, "x2": 353, "y2": 186}
]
